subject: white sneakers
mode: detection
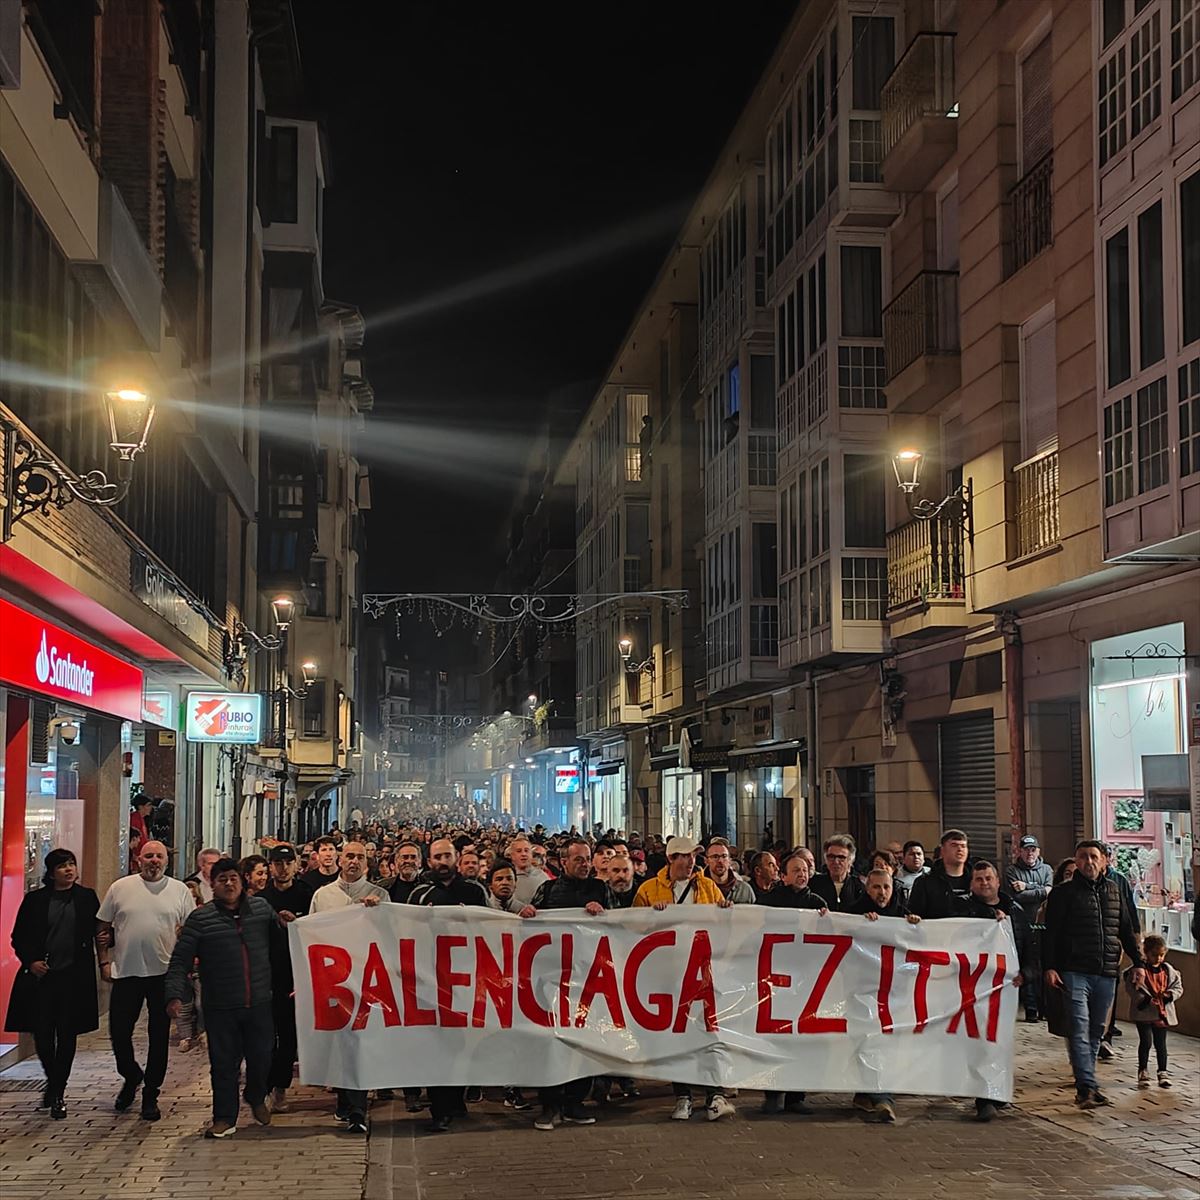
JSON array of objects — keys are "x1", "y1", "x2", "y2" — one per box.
[
  {"x1": 1158, "y1": 1070, "x2": 1172, "y2": 1089},
  {"x1": 671, "y1": 1095, "x2": 735, "y2": 1121}
]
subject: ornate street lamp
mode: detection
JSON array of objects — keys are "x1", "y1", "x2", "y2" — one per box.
[
  {"x1": 891, "y1": 448, "x2": 974, "y2": 542},
  {"x1": 2, "y1": 387, "x2": 156, "y2": 541},
  {"x1": 618, "y1": 634, "x2": 655, "y2": 678},
  {"x1": 271, "y1": 595, "x2": 295, "y2": 631}
]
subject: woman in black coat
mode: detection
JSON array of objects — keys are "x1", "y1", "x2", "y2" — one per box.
[{"x1": 4, "y1": 848, "x2": 101, "y2": 1118}]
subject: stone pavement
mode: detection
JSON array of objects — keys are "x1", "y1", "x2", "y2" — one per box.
[{"x1": 2, "y1": 1020, "x2": 1197, "y2": 1200}]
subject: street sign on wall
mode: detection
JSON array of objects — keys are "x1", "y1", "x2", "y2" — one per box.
[{"x1": 184, "y1": 691, "x2": 264, "y2": 744}]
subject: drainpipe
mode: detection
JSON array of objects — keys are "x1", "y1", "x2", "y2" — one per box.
[
  {"x1": 806, "y1": 670, "x2": 820, "y2": 849},
  {"x1": 1003, "y1": 612, "x2": 1026, "y2": 861}
]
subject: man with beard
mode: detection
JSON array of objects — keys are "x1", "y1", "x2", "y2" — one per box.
[
  {"x1": 606, "y1": 853, "x2": 638, "y2": 908},
  {"x1": 704, "y1": 838, "x2": 755, "y2": 904},
  {"x1": 409, "y1": 838, "x2": 489, "y2": 1133},
  {"x1": 387, "y1": 841, "x2": 424, "y2": 903},
  {"x1": 520, "y1": 838, "x2": 610, "y2": 1130},
  {"x1": 260, "y1": 844, "x2": 311, "y2": 1113}
]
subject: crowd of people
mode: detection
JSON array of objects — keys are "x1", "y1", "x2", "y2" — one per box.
[{"x1": 4, "y1": 814, "x2": 1185, "y2": 1138}]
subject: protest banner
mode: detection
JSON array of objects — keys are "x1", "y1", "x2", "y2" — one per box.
[{"x1": 289, "y1": 904, "x2": 1018, "y2": 1100}]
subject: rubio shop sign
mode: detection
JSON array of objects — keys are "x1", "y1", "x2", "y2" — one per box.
[
  {"x1": 0, "y1": 597, "x2": 143, "y2": 721},
  {"x1": 185, "y1": 691, "x2": 264, "y2": 744}
]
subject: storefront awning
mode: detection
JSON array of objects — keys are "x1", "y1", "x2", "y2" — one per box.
[
  {"x1": 590, "y1": 762, "x2": 622, "y2": 777},
  {"x1": 728, "y1": 739, "x2": 806, "y2": 769},
  {"x1": 687, "y1": 745, "x2": 733, "y2": 770},
  {"x1": 649, "y1": 748, "x2": 679, "y2": 771}
]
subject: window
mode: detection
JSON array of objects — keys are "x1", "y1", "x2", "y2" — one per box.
[
  {"x1": 1020, "y1": 307, "x2": 1058, "y2": 458},
  {"x1": 1106, "y1": 228, "x2": 1132, "y2": 386},
  {"x1": 1183, "y1": 171, "x2": 1200, "y2": 346},
  {"x1": 270, "y1": 126, "x2": 299, "y2": 224},
  {"x1": 306, "y1": 557, "x2": 327, "y2": 616},
  {"x1": 1098, "y1": 47, "x2": 1127, "y2": 166},
  {"x1": 1103, "y1": 395, "x2": 1135, "y2": 505},
  {"x1": 842, "y1": 557, "x2": 887, "y2": 621},
  {"x1": 810, "y1": 459, "x2": 830, "y2": 555},
  {"x1": 727, "y1": 363, "x2": 741, "y2": 416},
  {"x1": 840, "y1": 246, "x2": 882, "y2": 336},
  {"x1": 302, "y1": 680, "x2": 326, "y2": 737},
  {"x1": 625, "y1": 391, "x2": 649, "y2": 480},
  {"x1": 750, "y1": 605, "x2": 779, "y2": 658},
  {"x1": 750, "y1": 354, "x2": 776, "y2": 428},
  {"x1": 1136, "y1": 377, "x2": 1169, "y2": 491},
  {"x1": 851, "y1": 17, "x2": 895, "y2": 109},
  {"x1": 1129, "y1": 13, "x2": 1162, "y2": 138},
  {"x1": 751, "y1": 523, "x2": 778, "y2": 599},
  {"x1": 838, "y1": 345, "x2": 887, "y2": 409},
  {"x1": 843, "y1": 455, "x2": 886, "y2": 547},
  {"x1": 1181, "y1": 355, "x2": 1200, "y2": 476},
  {"x1": 1137, "y1": 202, "x2": 1164, "y2": 367},
  {"x1": 660, "y1": 463, "x2": 673, "y2": 569},
  {"x1": 1104, "y1": 0, "x2": 1126, "y2": 46},
  {"x1": 1019, "y1": 36, "x2": 1053, "y2": 174},
  {"x1": 848, "y1": 118, "x2": 882, "y2": 182},
  {"x1": 269, "y1": 474, "x2": 305, "y2": 520},
  {"x1": 1172, "y1": 0, "x2": 1199, "y2": 100}
]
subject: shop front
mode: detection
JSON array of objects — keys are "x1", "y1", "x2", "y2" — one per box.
[
  {"x1": 0, "y1": 597, "x2": 144, "y2": 1060},
  {"x1": 730, "y1": 741, "x2": 804, "y2": 849},
  {"x1": 651, "y1": 748, "x2": 702, "y2": 842},
  {"x1": 587, "y1": 742, "x2": 626, "y2": 834}
]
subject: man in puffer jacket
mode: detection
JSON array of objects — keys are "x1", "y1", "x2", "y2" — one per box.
[
  {"x1": 1044, "y1": 840, "x2": 1144, "y2": 1110},
  {"x1": 166, "y1": 858, "x2": 283, "y2": 1138}
]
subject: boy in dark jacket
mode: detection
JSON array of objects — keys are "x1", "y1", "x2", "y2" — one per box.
[{"x1": 166, "y1": 858, "x2": 285, "y2": 1138}]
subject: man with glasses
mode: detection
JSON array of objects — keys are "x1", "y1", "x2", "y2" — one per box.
[
  {"x1": 810, "y1": 834, "x2": 866, "y2": 912},
  {"x1": 704, "y1": 838, "x2": 755, "y2": 904}
]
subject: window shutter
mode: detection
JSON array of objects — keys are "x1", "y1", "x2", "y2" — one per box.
[
  {"x1": 1020, "y1": 36, "x2": 1053, "y2": 172},
  {"x1": 1021, "y1": 313, "x2": 1058, "y2": 457}
]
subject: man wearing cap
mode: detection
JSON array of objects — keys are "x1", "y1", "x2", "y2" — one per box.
[
  {"x1": 165, "y1": 857, "x2": 283, "y2": 1138},
  {"x1": 633, "y1": 837, "x2": 735, "y2": 1123},
  {"x1": 260, "y1": 844, "x2": 312, "y2": 1112},
  {"x1": 1006, "y1": 835, "x2": 1053, "y2": 1022}
]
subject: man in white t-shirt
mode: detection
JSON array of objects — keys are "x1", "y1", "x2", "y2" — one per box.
[{"x1": 96, "y1": 840, "x2": 195, "y2": 1121}]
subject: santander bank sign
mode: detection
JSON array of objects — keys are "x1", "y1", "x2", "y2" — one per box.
[{"x1": 0, "y1": 597, "x2": 143, "y2": 722}]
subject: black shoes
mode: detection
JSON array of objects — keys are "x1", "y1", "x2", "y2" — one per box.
[
  {"x1": 976, "y1": 1101, "x2": 998, "y2": 1122},
  {"x1": 346, "y1": 1115, "x2": 368, "y2": 1134},
  {"x1": 1024, "y1": 1008, "x2": 1040, "y2": 1022},
  {"x1": 37, "y1": 1082, "x2": 52, "y2": 1110},
  {"x1": 50, "y1": 1096, "x2": 67, "y2": 1120},
  {"x1": 425, "y1": 1115, "x2": 451, "y2": 1133},
  {"x1": 465, "y1": 1086, "x2": 483, "y2": 1103},
  {"x1": 115, "y1": 1069, "x2": 144, "y2": 1112}
]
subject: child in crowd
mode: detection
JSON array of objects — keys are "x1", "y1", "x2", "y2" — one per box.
[{"x1": 1126, "y1": 934, "x2": 1184, "y2": 1088}]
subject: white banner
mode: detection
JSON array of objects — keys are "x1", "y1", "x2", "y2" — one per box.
[{"x1": 289, "y1": 905, "x2": 1019, "y2": 1100}]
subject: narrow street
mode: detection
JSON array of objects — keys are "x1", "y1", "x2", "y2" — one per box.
[{"x1": 3, "y1": 1023, "x2": 1195, "y2": 1200}]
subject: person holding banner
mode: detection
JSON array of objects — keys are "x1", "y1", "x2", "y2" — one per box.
[
  {"x1": 810, "y1": 834, "x2": 867, "y2": 912},
  {"x1": 908, "y1": 830, "x2": 974, "y2": 919},
  {"x1": 521, "y1": 837, "x2": 612, "y2": 1130},
  {"x1": 633, "y1": 836, "x2": 736, "y2": 1123}
]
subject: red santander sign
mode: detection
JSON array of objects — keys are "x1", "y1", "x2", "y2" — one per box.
[{"x1": 0, "y1": 597, "x2": 143, "y2": 722}]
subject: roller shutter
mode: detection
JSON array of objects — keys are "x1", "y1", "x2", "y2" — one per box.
[{"x1": 939, "y1": 715, "x2": 997, "y2": 860}]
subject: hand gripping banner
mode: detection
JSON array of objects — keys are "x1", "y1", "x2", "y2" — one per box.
[{"x1": 289, "y1": 905, "x2": 1018, "y2": 1100}]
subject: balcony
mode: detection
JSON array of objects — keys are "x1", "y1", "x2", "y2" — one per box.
[
  {"x1": 1008, "y1": 154, "x2": 1053, "y2": 275},
  {"x1": 881, "y1": 33, "x2": 957, "y2": 193},
  {"x1": 1013, "y1": 449, "x2": 1060, "y2": 559},
  {"x1": 882, "y1": 270, "x2": 960, "y2": 412},
  {"x1": 887, "y1": 514, "x2": 967, "y2": 638}
]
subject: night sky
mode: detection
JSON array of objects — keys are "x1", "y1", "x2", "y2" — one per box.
[{"x1": 295, "y1": 2, "x2": 796, "y2": 592}]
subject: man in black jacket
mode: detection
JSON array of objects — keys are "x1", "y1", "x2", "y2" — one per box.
[
  {"x1": 520, "y1": 837, "x2": 609, "y2": 1130},
  {"x1": 408, "y1": 838, "x2": 488, "y2": 1133},
  {"x1": 810, "y1": 834, "x2": 867, "y2": 912},
  {"x1": 166, "y1": 858, "x2": 285, "y2": 1138},
  {"x1": 1044, "y1": 840, "x2": 1145, "y2": 1109},
  {"x1": 908, "y1": 829, "x2": 973, "y2": 919}
]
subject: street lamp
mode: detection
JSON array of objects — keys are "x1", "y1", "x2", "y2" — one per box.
[
  {"x1": 618, "y1": 634, "x2": 655, "y2": 678},
  {"x1": 2, "y1": 386, "x2": 157, "y2": 541},
  {"x1": 271, "y1": 595, "x2": 295, "y2": 631},
  {"x1": 891, "y1": 448, "x2": 974, "y2": 542},
  {"x1": 301, "y1": 660, "x2": 318, "y2": 687}
]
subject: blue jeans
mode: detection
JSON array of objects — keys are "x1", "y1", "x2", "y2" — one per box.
[{"x1": 1062, "y1": 972, "x2": 1116, "y2": 1094}]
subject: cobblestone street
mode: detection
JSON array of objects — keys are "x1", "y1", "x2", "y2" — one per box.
[{"x1": 2, "y1": 1021, "x2": 1196, "y2": 1200}]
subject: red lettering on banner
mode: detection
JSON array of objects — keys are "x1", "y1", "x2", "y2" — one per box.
[
  {"x1": 399, "y1": 938, "x2": 436, "y2": 1026},
  {"x1": 435, "y1": 935, "x2": 471, "y2": 1027},
  {"x1": 472, "y1": 934, "x2": 514, "y2": 1028},
  {"x1": 756, "y1": 934, "x2": 794, "y2": 1033},
  {"x1": 351, "y1": 942, "x2": 400, "y2": 1030},
  {"x1": 623, "y1": 930, "x2": 677, "y2": 1031},
  {"x1": 673, "y1": 930, "x2": 718, "y2": 1033},
  {"x1": 878, "y1": 944, "x2": 896, "y2": 1033},
  {"x1": 575, "y1": 936, "x2": 626, "y2": 1029},
  {"x1": 797, "y1": 934, "x2": 852, "y2": 1034},
  {"x1": 986, "y1": 954, "x2": 1007, "y2": 1043},
  {"x1": 516, "y1": 932, "x2": 555, "y2": 1027},
  {"x1": 947, "y1": 954, "x2": 989, "y2": 1039},
  {"x1": 906, "y1": 949, "x2": 951, "y2": 1033},
  {"x1": 559, "y1": 933, "x2": 574, "y2": 1027},
  {"x1": 309, "y1": 944, "x2": 354, "y2": 1031}
]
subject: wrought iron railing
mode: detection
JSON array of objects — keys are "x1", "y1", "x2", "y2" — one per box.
[
  {"x1": 1013, "y1": 449, "x2": 1060, "y2": 558},
  {"x1": 881, "y1": 32, "x2": 958, "y2": 159},
  {"x1": 887, "y1": 514, "x2": 965, "y2": 609},
  {"x1": 1009, "y1": 153, "x2": 1053, "y2": 274},
  {"x1": 883, "y1": 270, "x2": 960, "y2": 380}
]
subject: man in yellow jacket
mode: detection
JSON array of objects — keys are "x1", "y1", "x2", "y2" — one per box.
[{"x1": 633, "y1": 836, "x2": 734, "y2": 1121}]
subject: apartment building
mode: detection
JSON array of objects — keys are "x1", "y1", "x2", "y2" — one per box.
[
  {"x1": 0, "y1": 0, "x2": 274, "y2": 1062},
  {"x1": 562, "y1": 262, "x2": 703, "y2": 837}
]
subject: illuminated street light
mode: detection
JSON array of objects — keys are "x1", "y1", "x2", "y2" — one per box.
[
  {"x1": 891, "y1": 447, "x2": 973, "y2": 542},
  {"x1": 301, "y1": 660, "x2": 318, "y2": 686},
  {"x1": 891, "y1": 448, "x2": 923, "y2": 493},
  {"x1": 271, "y1": 595, "x2": 295, "y2": 630}
]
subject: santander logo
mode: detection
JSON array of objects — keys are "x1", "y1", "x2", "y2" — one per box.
[{"x1": 35, "y1": 630, "x2": 96, "y2": 698}]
